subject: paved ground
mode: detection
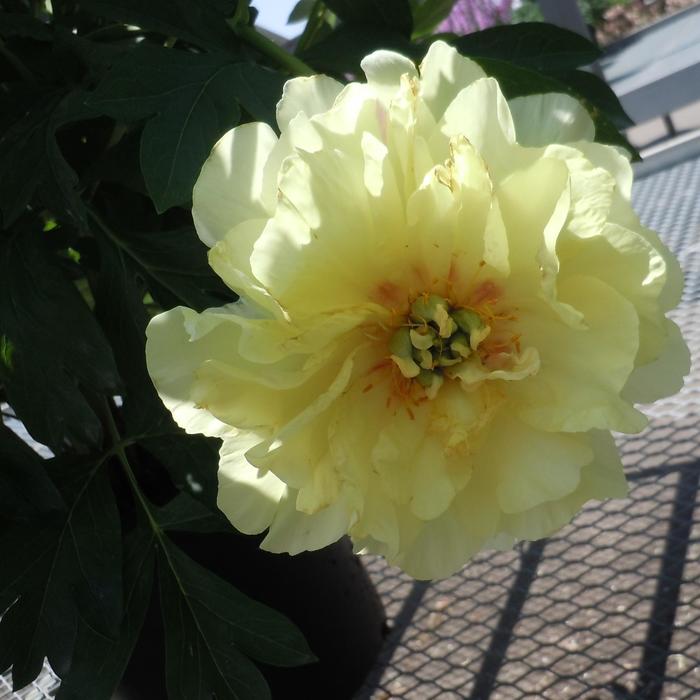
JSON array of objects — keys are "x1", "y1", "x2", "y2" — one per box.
[{"x1": 357, "y1": 147, "x2": 700, "y2": 700}]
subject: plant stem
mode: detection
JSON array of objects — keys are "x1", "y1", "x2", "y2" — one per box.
[
  {"x1": 0, "y1": 38, "x2": 35, "y2": 82},
  {"x1": 295, "y1": 0, "x2": 326, "y2": 55},
  {"x1": 229, "y1": 21, "x2": 314, "y2": 76},
  {"x1": 103, "y1": 398, "x2": 163, "y2": 535}
]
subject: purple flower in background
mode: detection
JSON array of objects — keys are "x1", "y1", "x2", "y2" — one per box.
[{"x1": 438, "y1": 0, "x2": 513, "y2": 34}]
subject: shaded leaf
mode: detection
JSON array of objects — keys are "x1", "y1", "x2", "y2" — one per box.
[
  {"x1": 553, "y1": 67, "x2": 634, "y2": 129},
  {"x1": 324, "y1": 0, "x2": 413, "y2": 38},
  {"x1": 93, "y1": 218, "x2": 233, "y2": 313},
  {"x1": 227, "y1": 63, "x2": 286, "y2": 127},
  {"x1": 140, "y1": 432, "x2": 221, "y2": 508},
  {"x1": 0, "y1": 229, "x2": 120, "y2": 451},
  {"x1": 155, "y1": 491, "x2": 232, "y2": 534},
  {"x1": 454, "y1": 21, "x2": 600, "y2": 72},
  {"x1": 302, "y1": 22, "x2": 417, "y2": 75},
  {"x1": 0, "y1": 423, "x2": 63, "y2": 518},
  {"x1": 93, "y1": 233, "x2": 157, "y2": 430},
  {"x1": 56, "y1": 526, "x2": 156, "y2": 700},
  {"x1": 288, "y1": 0, "x2": 316, "y2": 24},
  {"x1": 79, "y1": 0, "x2": 239, "y2": 53},
  {"x1": 0, "y1": 462, "x2": 122, "y2": 689},
  {"x1": 158, "y1": 538, "x2": 315, "y2": 700},
  {"x1": 0, "y1": 12, "x2": 52, "y2": 40},
  {"x1": 0, "y1": 89, "x2": 94, "y2": 231},
  {"x1": 411, "y1": 0, "x2": 455, "y2": 38},
  {"x1": 87, "y1": 46, "x2": 247, "y2": 210}
]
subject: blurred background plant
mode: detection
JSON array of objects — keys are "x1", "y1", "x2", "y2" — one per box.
[
  {"x1": 428, "y1": 0, "x2": 700, "y2": 45},
  {"x1": 0, "y1": 0, "x2": 649, "y2": 698}
]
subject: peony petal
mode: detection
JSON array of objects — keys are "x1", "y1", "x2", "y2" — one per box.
[
  {"x1": 276, "y1": 74, "x2": 343, "y2": 131},
  {"x1": 437, "y1": 78, "x2": 517, "y2": 181},
  {"x1": 192, "y1": 122, "x2": 278, "y2": 246},
  {"x1": 513, "y1": 275, "x2": 647, "y2": 433},
  {"x1": 260, "y1": 486, "x2": 358, "y2": 554},
  {"x1": 485, "y1": 415, "x2": 592, "y2": 514},
  {"x1": 509, "y1": 93, "x2": 595, "y2": 147},
  {"x1": 361, "y1": 49, "x2": 419, "y2": 100},
  {"x1": 499, "y1": 430, "x2": 627, "y2": 540},
  {"x1": 145, "y1": 307, "x2": 230, "y2": 437},
  {"x1": 217, "y1": 433, "x2": 286, "y2": 534},
  {"x1": 419, "y1": 40, "x2": 486, "y2": 121},
  {"x1": 623, "y1": 319, "x2": 690, "y2": 404}
]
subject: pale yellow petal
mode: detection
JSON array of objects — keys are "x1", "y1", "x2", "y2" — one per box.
[
  {"x1": 436, "y1": 78, "x2": 516, "y2": 181},
  {"x1": 276, "y1": 74, "x2": 343, "y2": 131},
  {"x1": 509, "y1": 93, "x2": 595, "y2": 146},
  {"x1": 217, "y1": 433, "x2": 286, "y2": 534},
  {"x1": 513, "y1": 276, "x2": 647, "y2": 433},
  {"x1": 192, "y1": 122, "x2": 277, "y2": 246},
  {"x1": 260, "y1": 486, "x2": 358, "y2": 554},
  {"x1": 361, "y1": 49, "x2": 418, "y2": 102},
  {"x1": 484, "y1": 415, "x2": 592, "y2": 514},
  {"x1": 419, "y1": 40, "x2": 486, "y2": 121},
  {"x1": 499, "y1": 430, "x2": 627, "y2": 541},
  {"x1": 145, "y1": 307, "x2": 230, "y2": 437},
  {"x1": 623, "y1": 319, "x2": 690, "y2": 404}
]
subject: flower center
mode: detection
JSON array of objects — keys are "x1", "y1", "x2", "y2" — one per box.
[{"x1": 388, "y1": 294, "x2": 491, "y2": 398}]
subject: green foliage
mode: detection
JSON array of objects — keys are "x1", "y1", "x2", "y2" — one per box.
[
  {"x1": 0, "y1": 0, "x2": 636, "y2": 697},
  {"x1": 411, "y1": 0, "x2": 457, "y2": 38},
  {"x1": 513, "y1": 0, "x2": 634, "y2": 28}
]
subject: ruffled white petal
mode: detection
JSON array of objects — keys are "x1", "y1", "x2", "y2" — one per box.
[
  {"x1": 192, "y1": 122, "x2": 278, "y2": 246},
  {"x1": 217, "y1": 433, "x2": 286, "y2": 534},
  {"x1": 509, "y1": 93, "x2": 595, "y2": 147},
  {"x1": 276, "y1": 74, "x2": 343, "y2": 131},
  {"x1": 419, "y1": 40, "x2": 486, "y2": 121}
]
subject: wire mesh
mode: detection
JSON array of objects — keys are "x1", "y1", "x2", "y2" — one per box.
[
  {"x1": 0, "y1": 664, "x2": 60, "y2": 700},
  {"x1": 357, "y1": 149, "x2": 700, "y2": 699}
]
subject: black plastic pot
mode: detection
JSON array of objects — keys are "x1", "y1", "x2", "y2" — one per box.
[{"x1": 115, "y1": 533, "x2": 387, "y2": 700}]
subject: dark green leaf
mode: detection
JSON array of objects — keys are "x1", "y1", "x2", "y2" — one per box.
[
  {"x1": 155, "y1": 492, "x2": 232, "y2": 534},
  {"x1": 159, "y1": 558, "x2": 269, "y2": 700},
  {"x1": 553, "y1": 67, "x2": 634, "y2": 129},
  {"x1": 227, "y1": 63, "x2": 286, "y2": 127},
  {"x1": 454, "y1": 21, "x2": 600, "y2": 72},
  {"x1": 288, "y1": 0, "x2": 316, "y2": 24},
  {"x1": 79, "y1": 0, "x2": 239, "y2": 53},
  {"x1": 0, "y1": 462, "x2": 123, "y2": 689},
  {"x1": 56, "y1": 526, "x2": 156, "y2": 700},
  {"x1": 0, "y1": 545, "x2": 74, "y2": 686},
  {"x1": 0, "y1": 89, "x2": 96, "y2": 231},
  {"x1": 0, "y1": 423, "x2": 64, "y2": 518},
  {"x1": 60, "y1": 462, "x2": 124, "y2": 635},
  {"x1": 93, "y1": 219, "x2": 233, "y2": 312},
  {"x1": 87, "y1": 46, "x2": 247, "y2": 210},
  {"x1": 302, "y1": 22, "x2": 417, "y2": 75},
  {"x1": 0, "y1": 12, "x2": 52, "y2": 40},
  {"x1": 158, "y1": 538, "x2": 315, "y2": 700},
  {"x1": 0, "y1": 229, "x2": 120, "y2": 451},
  {"x1": 93, "y1": 233, "x2": 157, "y2": 430},
  {"x1": 411, "y1": 0, "x2": 455, "y2": 38},
  {"x1": 162, "y1": 541, "x2": 316, "y2": 667},
  {"x1": 140, "y1": 433, "x2": 221, "y2": 508},
  {"x1": 0, "y1": 523, "x2": 56, "y2": 616},
  {"x1": 324, "y1": 0, "x2": 413, "y2": 38}
]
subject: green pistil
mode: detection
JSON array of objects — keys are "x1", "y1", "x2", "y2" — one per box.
[{"x1": 389, "y1": 295, "x2": 488, "y2": 387}]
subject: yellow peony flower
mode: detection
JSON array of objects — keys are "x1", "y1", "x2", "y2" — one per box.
[{"x1": 145, "y1": 42, "x2": 689, "y2": 580}]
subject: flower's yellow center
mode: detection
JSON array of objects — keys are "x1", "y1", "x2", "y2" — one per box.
[{"x1": 389, "y1": 294, "x2": 491, "y2": 398}]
